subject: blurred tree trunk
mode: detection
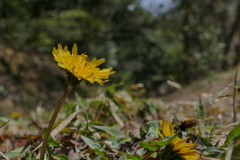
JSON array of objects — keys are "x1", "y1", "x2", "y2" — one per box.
[
  {"x1": 233, "y1": 39, "x2": 240, "y2": 66},
  {"x1": 222, "y1": 2, "x2": 240, "y2": 69},
  {"x1": 182, "y1": 15, "x2": 189, "y2": 55}
]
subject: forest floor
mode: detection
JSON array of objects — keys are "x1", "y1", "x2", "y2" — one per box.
[{"x1": 162, "y1": 68, "x2": 240, "y2": 124}]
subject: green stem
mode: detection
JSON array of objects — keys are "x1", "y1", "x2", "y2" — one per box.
[{"x1": 39, "y1": 85, "x2": 73, "y2": 160}]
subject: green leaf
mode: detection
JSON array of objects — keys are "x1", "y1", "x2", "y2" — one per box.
[
  {"x1": 41, "y1": 128, "x2": 47, "y2": 138},
  {"x1": 119, "y1": 154, "x2": 128, "y2": 160},
  {"x1": 223, "y1": 124, "x2": 240, "y2": 147},
  {"x1": 232, "y1": 142, "x2": 240, "y2": 156},
  {"x1": 24, "y1": 151, "x2": 36, "y2": 160},
  {"x1": 41, "y1": 128, "x2": 62, "y2": 147},
  {"x1": 102, "y1": 156, "x2": 109, "y2": 160},
  {"x1": 146, "y1": 121, "x2": 159, "y2": 138},
  {"x1": 94, "y1": 148, "x2": 105, "y2": 156},
  {"x1": 225, "y1": 143, "x2": 234, "y2": 160},
  {"x1": 124, "y1": 153, "x2": 143, "y2": 160},
  {"x1": 202, "y1": 147, "x2": 225, "y2": 158},
  {"x1": 48, "y1": 135, "x2": 63, "y2": 147},
  {"x1": 230, "y1": 158, "x2": 240, "y2": 160},
  {"x1": 136, "y1": 148, "x2": 148, "y2": 156},
  {"x1": 139, "y1": 141, "x2": 159, "y2": 151},
  {"x1": 81, "y1": 136, "x2": 102, "y2": 151},
  {"x1": 199, "y1": 137, "x2": 213, "y2": 147},
  {"x1": 53, "y1": 154, "x2": 68, "y2": 160},
  {"x1": 3, "y1": 148, "x2": 25, "y2": 159},
  {"x1": 202, "y1": 147, "x2": 225, "y2": 154},
  {"x1": 91, "y1": 125, "x2": 124, "y2": 137},
  {"x1": 89, "y1": 121, "x2": 104, "y2": 125},
  {"x1": 106, "y1": 83, "x2": 123, "y2": 93},
  {"x1": 81, "y1": 136, "x2": 105, "y2": 156},
  {"x1": 129, "y1": 131, "x2": 135, "y2": 141},
  {"x1": 46, "y1": 145, "x2": 68, "y2": 160},
  {"x1": 214, "y1": 139, "x2": 220, "y2": 147},
  {"x1": 150, "y1": 132, "x2": 179, "y2": 147},
  {"x1": 197, "y1": 98, "x2": 205, "y2": 136},
  {"x1": 139, "y1": 125, "x2": 146, "y2": 138},
  {"x1": 224, "y1": 134, "x2": 240, "y2": 160}
]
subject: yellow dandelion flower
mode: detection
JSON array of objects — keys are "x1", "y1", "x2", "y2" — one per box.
[
  {"x1": 158, "y1": 120, "x2": 176, "y2": 138},
  {"x1": 170, "y1": 137, "x2": 200, "y2": 160},
  {"x1": 11, "y1": 112, "x2": 22, "y2": 118},
  {"x1": 52, "y1": 43, "x2": 115, "y2": 86},
  {"x1": 158, "y1": 120, "x2": 200, "y2": 160}
]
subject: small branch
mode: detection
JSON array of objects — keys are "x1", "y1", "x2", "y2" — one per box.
[
  {"x1": 233, "y1": 68, "x2": 238, "y2": 122},
  {"x1": 0, "y1": 152, "x2": 9, "y2": 160},
  {"x1": 92, "y1": 102, "x2": 105, "y2": 122}
]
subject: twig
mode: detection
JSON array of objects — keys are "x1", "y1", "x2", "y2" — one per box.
[
  {"x1": 233, "y1": 68, "x2": 238, "y2": 122},
  {"x1": 0, "y1": 152, "x2": 9, "y2": 160},
  {"x1": 92, "y1": 102, "x2": 105, "y2": 122}
]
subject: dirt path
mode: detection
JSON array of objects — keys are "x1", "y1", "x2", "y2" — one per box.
[{"x1": 162, "y1": 69, "x2": 240, "y2": 124}]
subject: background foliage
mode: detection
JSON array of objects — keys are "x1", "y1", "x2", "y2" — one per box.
[{"x1": 0, "y1": 0, "x2": 240, "y2": 96}]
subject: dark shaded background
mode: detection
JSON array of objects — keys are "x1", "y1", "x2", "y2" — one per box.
[{"x1": 0, "y1": 0, "x2": 240, "y2": 113}]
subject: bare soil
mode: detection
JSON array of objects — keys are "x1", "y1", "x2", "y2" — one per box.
[{"x1": 162, "y1": 69, "x2": 240, "y2": 124}]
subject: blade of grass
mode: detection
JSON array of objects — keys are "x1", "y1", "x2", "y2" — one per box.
[
  {"x1": 225, "y1": 143, "x2": 234, "y2": 160},
  {"x1": 224, "y1": 134, "x2": 240, "y2": 160},
  {"x1": 0, "y1": 118, "x2": 11, "y2": 136},
  {"x1": 207, "y1": 84, "x2": 232, "y2": 114},
  {"x1": 0, "y1": 112, "x2": 22, "y2": 135},
  {"x1": 222, "y1": 124, "x2": 240, "y2": 148},
  {"x1": 198, "y1": 98, "x2": 205, "y2": 137},
  {"x1": 199, "y1": 137, "x2": 213, "y2": 147},
  {"x1": 201, "y1": 147, "x2": 225, "y2": 154}
]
